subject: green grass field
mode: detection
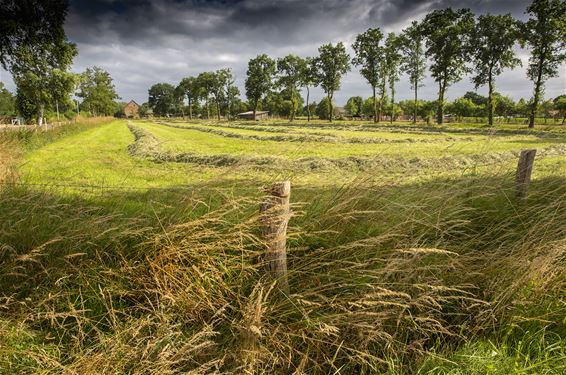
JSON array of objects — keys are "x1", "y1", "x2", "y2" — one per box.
[{"x1": 1, "y1": 118, "x2": 566, "y2": 374}]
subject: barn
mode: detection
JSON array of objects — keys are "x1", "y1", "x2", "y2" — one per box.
[
  {"x1": 237, "y1": 111, "x2": 269, "y2": 120},
  {"x1": 124, "y1": 100, "x2": 140, "y2": 118}
]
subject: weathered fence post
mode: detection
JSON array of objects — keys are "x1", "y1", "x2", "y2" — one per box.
[
  {"x1": 515, "y1": 149, "x2": 536, "y2": 200},
  {"x1": 260, "y1": 181, "x2": 291, "y2": 293}
]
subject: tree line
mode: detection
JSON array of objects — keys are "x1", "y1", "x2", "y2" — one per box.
[
  {"x1": 1, "y1": 0, "x2": 564, "y2": 128},
  {"x1": 149, "y1": 0, "x2": 565, "y2": 128}
]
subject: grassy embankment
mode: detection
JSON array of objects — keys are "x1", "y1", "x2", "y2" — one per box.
[{"x1": 0, "y1": 118, "x2": 565, "y2": 373}]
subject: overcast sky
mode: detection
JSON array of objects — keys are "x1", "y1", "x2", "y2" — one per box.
[{"x1": 1, "y1": 0, "x2": 565, "y2": 105}]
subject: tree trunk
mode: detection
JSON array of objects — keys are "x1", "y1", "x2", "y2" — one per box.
[
  {"x1": 38, "y1": 104, "x2": 45, "y2": 128},
  {"x1": 206, "y1": 95, "x2": 210, "y2": 119},
  {"x1": 188, "y1": 98, "x2": 193, "y2": 120},
  {"x1": 372, "y1": 86, "x2": 377, "y2": 123},
  {"x1": 437, "y1": 80, "x2": 445, "y2": 125},
  {"x1": 253, "y1": 103, "x2": 257, "y2": 121},
  {"x1": 378, "y1": 80, "x2": 385, "y2": 123},
  {"x1": 487, "y1": 68, "x2": 494, "y2": 126},
  {"x1": 56, "y1": 100, "x2": 60, "y2": 122},
  {"x1": 390, "y1": 85, "x2": 395, "y2": 124},
  {"x1": 413, "y1": 78, "x2": 418, "y2": 124},
  {"x1": 216, "y1": 99, "x2": 221, "y2": 121},
  {"x1": 290, "y1": 92, "x2": 295, "y2": 122},
  {"x1": 328, "y1": 93, "x2": 333, "y2": 122},
  {"x1": 529, "y1": 55, "x2": 545, "y2": 129},
  {"x1": 306, "y1": 86, "x2": 311, "y2": 122}
]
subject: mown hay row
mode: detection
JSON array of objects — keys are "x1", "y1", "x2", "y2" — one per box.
[
  {"x1": 127, "y1": 123, "x2": 566, "y2": 172},
  {"x1": 206, "y1": 120, "x2": 566, "y2": 139},
  {"x1": 155, "y1": 121, "x2": 461, "y2": 144}
]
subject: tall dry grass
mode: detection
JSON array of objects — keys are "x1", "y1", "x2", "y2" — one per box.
[{"x1": 1, "y1": 171, "x2": 565, "y2": 373}]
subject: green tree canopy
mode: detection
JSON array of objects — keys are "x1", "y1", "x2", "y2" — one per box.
[
  {"x1": 353, "y1": 28, "x2": 384, "y2": 123},
  {"x1": 469, "y1": 13, "x2": 521, "y2": 125},
  {"x1": 520, "y1": 0, "x2": 566, "y2": 128},
  {"x1": 0, "y1": 0, "x2": 69, "y2": 70},
  {"x1": 384, "y1": 33, "x2": 402, "y2": 124},
  {"x1": 148, "y1": 83, "x2": 176, "y2": 117},
  {"x1": 176, "y1": 76, "x2": 199, "y2": 119},
  {"x1": 12, "y1": 40, "x2": 77, "y2": 125},
  {"x1": 345, "y1": 96, "x2": 363, "y2": 117},
  {"x1": 421, "y1": 8, "x2": 474, "y2": 124},
  {"x1": 245, "y1": 54, "x2": 276, "y2": 120},
  {"x1": 398, "y1": 21, "x2": 427, "y2": 123},
  {"x1": 277, "y1": 54, "x2": 306, "y2": 121},
  {"x1": 77, "y1": 66, "x2": 120, "y2": 116},
  {"x1": 299, "y1": 57, "x2": 318, "y2": 122},
  {"x1": 0, "y1": 82, "x2": 15, "y2": 116},
  {"x1": 313, "y1": 42, "x2": 350, "y2": 122}
]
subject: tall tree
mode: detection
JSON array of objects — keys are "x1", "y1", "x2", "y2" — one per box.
[
  {"x1": 398, "y1": 21, "x2": 426, "y2": 124},
  {"x1": 148, "y1": 83, "x2": 176, "y2": 117},
  {"x1": 469, "y1": 14, "x2": 521, "y2": 126},
  {"x1": 520, "y1": 0, "x2": 566, "y2": 128},
  {"x1": 385, "y1": 33, "x2": 402, "y2": 124},
  {"x1": 245, "y1": 54, "x2": 276, "y2": 120},
  {"x1": 177, "y1": 76, "x2": 198, "y2": 119},
  {"x1": 277, "y1": 55, "x2": 306, "y2": 121},
  {"x1": 77, "y1": 66, "x2": 120, "y2": 116},
  {"x1": 421, "y1": 8, "x2": 474, "y2": 124},
  {"x1": 210, "y1": 69, "x2": 232, "y2": 120},
  {"x1": 225, "y1": 84, "x2": 240, "y2": 119},
  {"x1": 313, "y1": 42, "x2": 351, "y2": 122},
  {"x1": 197, "y1": 72, "x2": 215, "y2": 119},
  {"x1": 352, "y1": 28, "x2": 385, "y2": 123},
  {"x1": 299, "y1": 57, "x2": 318, "y2": 122},
  {"x1": 11, "y1": 41, "x2": 77, "y2": 126}
]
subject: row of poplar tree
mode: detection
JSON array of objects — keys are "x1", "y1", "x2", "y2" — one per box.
[{"x1": 155, "y1": 0, "x2": 564, "y2": 128}]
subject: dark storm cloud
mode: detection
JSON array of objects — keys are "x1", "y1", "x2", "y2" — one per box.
[{"x1": 1, "y1": 0, "x2": 564, "y2": 104}]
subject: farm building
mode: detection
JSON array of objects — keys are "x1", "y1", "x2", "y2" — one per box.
[
  {"x1": 237, "y1": 111, "x2": 269, "y2": 120},
  {"x1": 123, "y1": 100, "x2": 140, "y2": 118}
]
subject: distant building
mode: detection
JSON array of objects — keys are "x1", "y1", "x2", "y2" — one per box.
[
  {"x1": 237, "y1": 111, "x2": 269, "y2": 120},
  {"x1": 124, "y1": 100, "x2": 140, "y2": 118}
]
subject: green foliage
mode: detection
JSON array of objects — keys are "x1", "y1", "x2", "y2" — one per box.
[
  {"x1": 448, "y1": 97, "x2": 483, "y2": 118},
  {"x1": 245, "y1": 54, "x2": 276, "y2": 117},
  {"x1": 315, "y1": 97, "x2": 331, "y2": 120},
  {"x1": 148, "y1": 82, "x2": 176, "y2": 117},
  {"x1": 313, "y1": 42, "x2": 350, "y2": 122},
  {"x1": 77, "y1": 66, "x2": 120, "y2": 116},
  {"x1": 469, "y1": 13, "x2": 521, "y2": 125},
  {"x1": 384, "y1": 33, "x2": 402, "y2": 123},
  {"x1": 398, "y1": 21, "x2": 427, "y2": 122},
  {"x1": 0, "y1": 82, "x2": 15, "y2": 116},
  {"x1": 520, "y1": 0, "x2": 566, "y2": 127},
  {"x1": 0, "y1": 0, "x2": 69, "y2": 70},
  {"x1": 345, "y1": 96, "x2": 363, "y2": 117},
  {"x1": 176, "y1": 76, "x2": 198, "y2": 119},
  {"x1": 11, "y1": 40, "x2": 77, "y2": 125},
  {"x1": 353, "y1": 28, "x2": 384, "y2": 122},
  {"x1": 421, "y1": 8, "x2": 474, "y2": 124},
  {"x1": 277, "y1": 54, "x2": 306, "y2": 121}
]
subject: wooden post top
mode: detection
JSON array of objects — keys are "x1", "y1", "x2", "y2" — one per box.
[{"x1": 265, "y1": 181, "x2": 291, "y2": 197}]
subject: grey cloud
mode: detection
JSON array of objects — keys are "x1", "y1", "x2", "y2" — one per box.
[{"x1": 1, "y1": 0, "x2": 564, "y2": 105}]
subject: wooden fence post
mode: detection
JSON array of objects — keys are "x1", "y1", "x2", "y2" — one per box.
[
  {"x1": 515, "y1": 149, "x2": 536, "y2": 200},
  {"x1": 260, "y1": 181, "x2": 291, "y2": 293}
]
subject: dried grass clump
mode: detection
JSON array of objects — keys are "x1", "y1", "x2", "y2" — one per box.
[{"x1": 0, "y1": 172, "x2": 565, "y2": 373}]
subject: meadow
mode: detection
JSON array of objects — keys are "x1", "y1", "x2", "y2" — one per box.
[{"x1": 1, "y1": 118, "x2": 566, "y2": 374}]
